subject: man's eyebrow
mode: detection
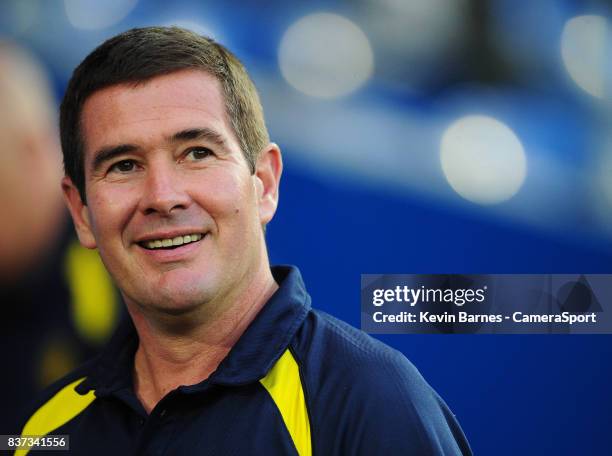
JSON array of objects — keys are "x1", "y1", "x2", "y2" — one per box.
[
  {"x1": 91, "y1": 144, "x2": 138, "y2": 172},
  {"x1": 167, "y1": 128, "x2": 227, "y2": 148},
  {"x1": 90, "y1": 128, "x2": 227, "y2": 172}
]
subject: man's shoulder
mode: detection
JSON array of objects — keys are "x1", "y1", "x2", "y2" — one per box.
[
  {"x1": 293, "y1": 308, "x2": 419, "y2": 381},
  {"x1": 290, "y1": 309, "x2": 472, "y2": 455},
  {"x1": 292, "y1": 308, "x2": 442, "y2": 411},
  {"x1": 14, "y1": 358, "x2": 98, "y2": 434}
]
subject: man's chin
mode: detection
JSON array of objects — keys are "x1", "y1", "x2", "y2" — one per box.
[
  {"x1": 135, "y1": 295, "x2": 215, "y2": 333},
  {"x1": 151, "y1": 300, "x2": 202, "y2": 317},
  {"x1": 125, "y1": 285, "x2": 214, "y2": 318},
  {"x1": 122, "y1": 271, "x2": 230, "y2": 323}
]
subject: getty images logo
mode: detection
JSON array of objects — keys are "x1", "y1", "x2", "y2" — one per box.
[{"x1": 372, "y1": 284, "x2": 487, "y2": 307}]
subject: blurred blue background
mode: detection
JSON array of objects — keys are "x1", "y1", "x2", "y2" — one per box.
[{"x1": 2, "y1": 0, "x2": 612, "y2": 453}]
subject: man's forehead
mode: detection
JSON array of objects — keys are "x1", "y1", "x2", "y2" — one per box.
[{"x1": 80, "y1": 69, "x2": 235, "y2": 158}]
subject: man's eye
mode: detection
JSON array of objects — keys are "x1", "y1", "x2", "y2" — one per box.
[
  {"x1": 109, "y1": 160, "x2": 136, "y2": 173},
  {"x1": 186, "y1": 148, "x2": 213, "y2": 161}
]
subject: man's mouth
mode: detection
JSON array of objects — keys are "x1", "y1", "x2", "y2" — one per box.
[{"x1": 139, "y1": 233, "x2": 204, "y2": 250}]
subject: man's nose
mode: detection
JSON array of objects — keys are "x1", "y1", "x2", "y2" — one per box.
[{"x1": 139, "y1": 164, "x2": 190, "y2": 216}]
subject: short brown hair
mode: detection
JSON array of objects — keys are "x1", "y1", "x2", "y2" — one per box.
[{"x1": 60, "y1": 26, "x2": 269, "y2": 202}]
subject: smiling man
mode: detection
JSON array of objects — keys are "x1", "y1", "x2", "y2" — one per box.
[{"x1": 15, "y1": 27, "x2": 471, "y2": 455}]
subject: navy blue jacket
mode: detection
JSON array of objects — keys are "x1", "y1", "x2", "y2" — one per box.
[{"x1": 16, "y1": 266, "x2": 471, "y2": 455}]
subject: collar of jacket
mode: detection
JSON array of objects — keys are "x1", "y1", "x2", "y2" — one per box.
[{"x1": 76, "y1": 265, "x2": 311, "y2": 396}]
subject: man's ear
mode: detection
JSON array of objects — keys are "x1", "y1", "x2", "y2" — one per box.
[
  {"x1": 61, "y1": 176, "x2": 97, "y2": 249},
  {"x1": 254, "y1": 143, "x2": 283, "y2": 225}
]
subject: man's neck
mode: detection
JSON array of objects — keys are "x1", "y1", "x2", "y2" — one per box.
[{"x1": 128, "y1": 265, "x2": 278, "y2": 414}]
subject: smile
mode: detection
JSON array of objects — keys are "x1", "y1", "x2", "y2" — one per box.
[{"x1": 140, "y1": 233, "x2": 204, "y2": 250}]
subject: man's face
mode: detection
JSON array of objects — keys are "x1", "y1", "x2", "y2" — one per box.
[{"x1": 63, "y1": 69, "x2": 281, "y2": 316}]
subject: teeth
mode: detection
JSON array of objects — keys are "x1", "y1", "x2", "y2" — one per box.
[{"x1": 144, "y1": 233, "x2": 203, "y2": 249}]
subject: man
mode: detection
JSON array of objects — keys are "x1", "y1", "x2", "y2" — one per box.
[{"x1": 16, "y1": 27, "x2": 471, "y2": 455}]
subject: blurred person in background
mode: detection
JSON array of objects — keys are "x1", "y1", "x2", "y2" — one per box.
[{"x1": 0, "y1": 42, "x2": 119, "y2": 432}]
